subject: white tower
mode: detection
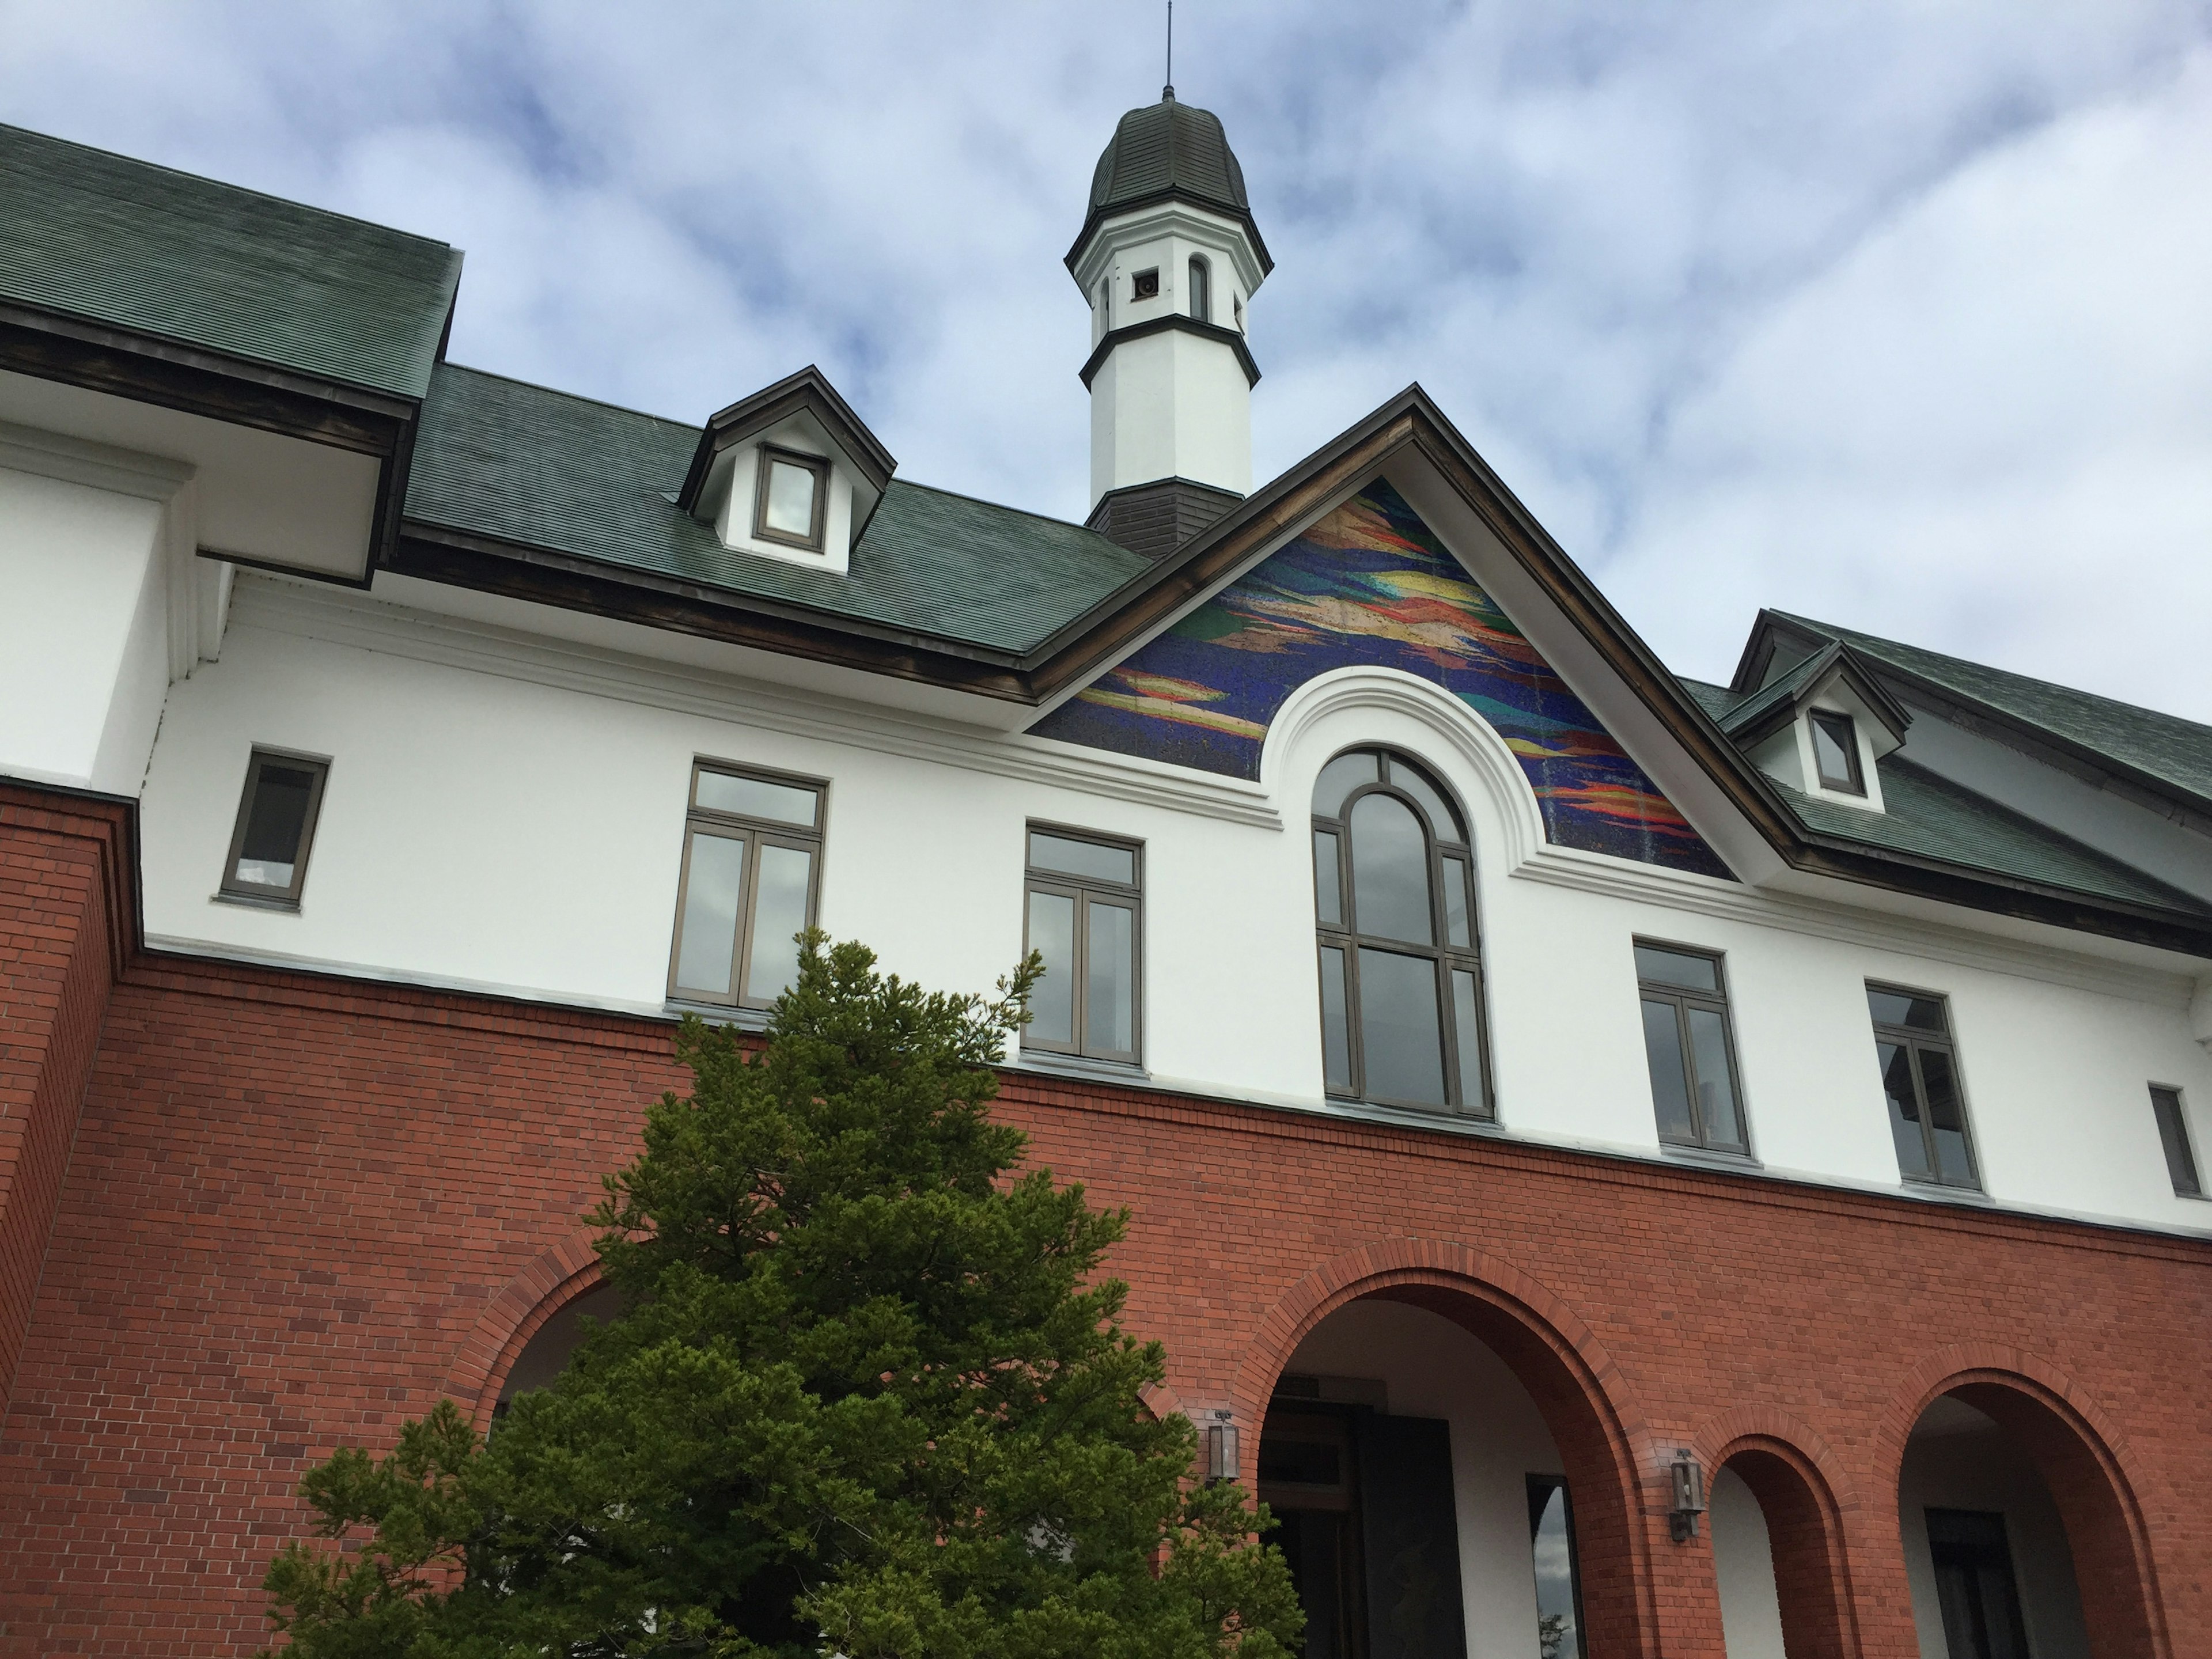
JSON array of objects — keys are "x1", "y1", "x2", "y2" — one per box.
[{"x1": 1069, "y1": 89, "x2": 1271, "y2": 557}]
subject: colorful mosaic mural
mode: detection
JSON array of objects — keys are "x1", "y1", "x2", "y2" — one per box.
[{"x1": 1031, "y1": 481, "x2": 1733, "y2": 878}]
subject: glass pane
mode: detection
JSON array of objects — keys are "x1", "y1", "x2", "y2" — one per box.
[
  {"x1": 695, "y1": 770, "x2": 817, "y2": 827},
  {"x1": 2152, "y1": 1088, "x2": 2202, "y2": 1196},
  {"x1": 673, "y1": 830, "x2": 747, "y2": 996},
  {"x1": 1441, "y1": 855, "x2": 1472, "y2": 948},
  {"x1": 1917, "y1": 1048, "x2": 1976, "y2": 1185},
  {"x1": 1357, "y1": 948, "x2": 1446, "y2": 1106},
  {"x1": 1387, "y1": 758, "x2": 1466, "y2": 842},
  {"x1": 1027, "y1": 890, "x2": 1076, "y2": 1046},
  {"x1": 1312, "y1": 830, "x2": 1342, "y2": 926},
  {"x1": 762, "y1": 456, "x2": 819, "y2": 539},
  {"x1": 1319, "y1": 946, "x2": 1351, "y2": 1092},
  {"x1": 1879, "y1": 1041, "x2": 1933, "y2": 1179},
  {"x1": 1451, "y1": 969, "x2": 1483, "y2": 1109},
  {"x1": 1085, "y1": 899, "x2": 1135, "y2": 1056},
  {"x1": 1529, "y1": 1482, "x2": 1584, "y2": 1659},
  {"x1": 1811, "y1": 711, "x2": 1859, "y2": 789},
  {"x1": 1187, "y1": 257, "x2": 1210, "y2": 323},
  {"x1": 1350, "y1": 793, "x2": 1432, "y2": 945},
  {"x1": 1642, "y1": 999, "x2": 1695, "y2": 1144},
  {"x1": 234, "y1": 763, "x2": 317, "y2": 887},
  {"x1": 1867, "y1": 987, "x2": 1947, "y2": 1033},
  {"x1": 1311, "y1": 751, "x2": 1377, "y2": 817},
  {"x1": 1028, "y1": 831, "x2": 1135, "y2": 887},
  {"x1": 1687, "y1": 1007, "x2": 1744, "y2": 1150},
  {"x1": 1634, "y1": 944, "x2": 1718, "y2": 993},
  {"x1": 744, "y1": 843, "x2": 812, "y2": 1002}
]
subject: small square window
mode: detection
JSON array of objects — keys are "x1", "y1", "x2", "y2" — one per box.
[
  {"x1": 1809, "y1": 709, "x2": 1865, "y2": 794},
  {"x1": 1131, "y1": 268, "x2": 1160, "y2": 301},
  {"x1": 752, "y1": 445, "x2": 829, "y2": 551},
  {"x1": 2150, "y1": 1086, "x2": 2203, "y2": 1197},
  {"x1": 218, "y1": 748, "x2": 329, "y2": 907}
]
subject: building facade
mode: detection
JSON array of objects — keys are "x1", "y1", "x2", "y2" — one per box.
[{"x1": 1, "y1": 99, "x2": 2209, "y2": 1658}]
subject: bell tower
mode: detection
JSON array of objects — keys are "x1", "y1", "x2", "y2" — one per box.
[{"x1": 1070, "y1": 89, "x2": 1271, "y2": 558}]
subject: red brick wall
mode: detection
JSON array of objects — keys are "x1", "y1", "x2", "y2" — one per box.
[{"x1": 0, "y1": 808, "x2": 2206, "y2": 1655}]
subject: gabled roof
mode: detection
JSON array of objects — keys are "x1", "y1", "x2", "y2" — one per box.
[
  {"x1": 0, "y1": 123, "x2": 461, "y2": 401},
  {"x1": 1717, "y1": 639, "x2": 1911, "y2": 750},
  {"x1": 674, "y1": 364, "x2": 896, "y2": 518},
  {"x1": 1067, "y1": 96, "x2": 1272, "y2": 274}
]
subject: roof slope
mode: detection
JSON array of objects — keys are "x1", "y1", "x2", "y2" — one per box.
[
  {"x1": 1774, "y1": 612, "x2": 2212, "y2": 811},
  {"x1": 404, "y1": 364, "x2": 1149, "y2": 656},
  {"x1": 1070, "y1": 96, "x2": 1270, "y2": 272},
  {"x1": 0, "y1": 123, "x2": 460, "y2": 399}
]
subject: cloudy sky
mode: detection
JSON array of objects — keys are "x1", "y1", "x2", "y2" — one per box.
[{"x1": 6, "y1": 2, "x2": 2210, "y2": 717}]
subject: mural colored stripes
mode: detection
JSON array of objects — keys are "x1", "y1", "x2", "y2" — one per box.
[{"x1": 1030, "y1": 480, "x2": 1733, "y2": 878}]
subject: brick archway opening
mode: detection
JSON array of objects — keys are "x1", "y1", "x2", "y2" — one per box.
[
  {"x1": 1897, "y1": 1378, "x2": 2162, "y2": 1659},
  {"x1": 1714, "y1": 1438, "x2": 1856, "y2": 1659}
]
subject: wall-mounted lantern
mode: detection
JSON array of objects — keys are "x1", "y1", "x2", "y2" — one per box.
[
  {"x1": 1668, "y1": 1449, "x2": 1707, "y2": 1542},
  {"x1": 1205, "y1": 1412, "x2": 1239, "y2": 1484}
]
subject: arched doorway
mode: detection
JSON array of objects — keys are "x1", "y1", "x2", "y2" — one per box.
[
  {"x1": 1707, "y1": 1440, "x2": 1854, "y2": 1659},
  {"x1": 491, "y1": 1281, "x2": 623, "y2": 1424}
]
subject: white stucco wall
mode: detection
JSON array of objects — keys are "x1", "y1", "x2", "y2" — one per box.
[
  {"x1": 1088, "y1": 326, "x2": 1252, "y2": 501},
  {"x1": 1709, "y1": 1468, "x2": 1787, "y2": 1658}
]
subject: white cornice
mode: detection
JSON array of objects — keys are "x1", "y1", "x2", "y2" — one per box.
[{"x1": 1070, "y1": 201, "x2": 1267, "y2": 295}]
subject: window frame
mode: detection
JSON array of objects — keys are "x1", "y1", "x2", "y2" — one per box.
[
  {"x1": 751, "y1": 443, "x2": 831, "y2": 552},
  {"x1": 1525, "y1": 1474, "x2": 1589, "y2": 1659},
  {"x1": 1633, "y1": 938, "x2": 1751, "y2": 1157},
  {"x1": 1868, "y1": 982, "x2": 1982, "y2": 1191},
  {"x1": 1131, "y1": 267, "x2": 1160, "y2": 301},
  {"x1": 1809, "y1": 708, "x2": 1865, "y2": 794},
  {"x1": 666, "y1": 760, "x2": 827, "y2": 1011},
  {"x1": 1312, "y1": 747, "x2": 1491, "y2": 1117},
  {"x1": 1021, "y1": 821, "x2": 1143, "y2": 1065},
  {"x1": 216, "y1": 745, "x2": 331, "y2": 909},
  {"x1": 2150, "y1": 1084, "x2": 2204, "y2": 1198},
  {"x1": 1187, "y1": 255, "x2": 1211, "y2": 323}
]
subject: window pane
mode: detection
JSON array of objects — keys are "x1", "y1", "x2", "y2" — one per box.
[
  {"x1": 1313, "y1": 830, "x2": 1342, "y2": 926},
  {"x1": 1879, "y1": 1040, "x2": 1933, "y2": 1179},
  {"x1": 235, "y1": 763, "x2": 316, "y2": 887},
  {"x1": 1357, "y1": 948, "x2": 1446, "y2": 1106},
  {"x1": 1634, "y1": 944, "x2": 1718, "y2": 993},
  {"x1": 2152, "y1": 1087, "x2": 2202, "y2": 1196},
  {"x1": 1387, "y1": 758, "x2": 1467, "y2": 843},
  {"x1": 1916, "y1": 1048, "x2": 1975, "y2": 1185},
  {"x1": 1085, "y1": 899, "x2": 1135, "y2": 1056},
  {"x1": 1027, "y1": 890, "x2": 1076, "y2": 1046},
  {"x1": 1642, "y1": 999, "x2": 1695, "y2": 1145},
  {"x1": 1188, "y1": 257, "x2": 1210, "y2": 323},
  {"x1": 1312, "y1": 751, "x2": 1377, "y2": 817},
  {"x1": 695, "y1": 770, "x2": 817, "y2": 827},
  {"x1": 763, "y1": 457, "x2": 819, "y2": 539},
  {"x1": 1528, "y1": 1480, "x2": 1584, "y2": 1659},
  {"x1": 745, "y1": 843, "x2": 813, "y2": 1001},
  {"x1": 1868, "y1": 987, "x2": 1947, "y2": 1033},
  {"x1": 673, "y1": 830, "x2": 747, "y2": 996},
  {"x1": 1451, "y1": 968, "x2": 1483, "y2": 1109},
  {"x1": 1811, "y1": 711, "x2": 1859, "y2": 790},
  {"x1": 1029, "y1": 831, "x2": 1135, "y2": 886},
  {"x1": 1350, "y1": 793, "x2": 1433, "y2": 945},
  {"x1": 1687, "y1": 1006, "x2": 1744, "y2": 1150},
  {"x1": 1441, "y1": 855, "x2": 1472, "y2": 948},
  {"x1": 1319, "y1": 946, "x2": 1351, "y2": 1092}
]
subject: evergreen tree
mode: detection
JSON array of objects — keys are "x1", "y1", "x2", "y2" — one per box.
[{"x1": 262, "y1": 934, "x2": 1301, "y2": 1659}]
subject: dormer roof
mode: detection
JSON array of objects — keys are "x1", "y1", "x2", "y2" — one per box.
[
  {"x1": 1718, "y1": 638, "x2": 1912, "y2": 755},
  {"x1": 1067, "y1": 96, "x2": 1272, "y2": 275},
  {"x1": 675, "y1": 363, "x2": 896, "y2": 526}
]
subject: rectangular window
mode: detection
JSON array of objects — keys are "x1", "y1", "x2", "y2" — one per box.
[
  {"x1": 2151, "y1": 1085, "x2": 2203, "y2": 1197},
  {"x1": 1527, "y1": 1476, "x2": 1587, "y2": 1659},
  {"x1": 1809, "y1": 709, "x2": 1865, "y2": 794},
  {"x1": 752, "y1": 444, "x2": 828, "y2": 551},
  {"x1": 1868, "y1": 984, "x2": 1980, "y2": 1189},
  {"x1": 1635, "y1": 941, "x2": 1748, "y2": 1154},
  {"x1": 1022, "y1": 825, "x2": 1141, "y2": 1063},
  {"x1": 668, "y1": 762, "x2": 824, "y2": 1009},
  {"x1": 218, "y1": 748, "x2": 329, "y2": 907}
]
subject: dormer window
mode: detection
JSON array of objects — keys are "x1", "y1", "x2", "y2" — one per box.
[
  {"x1": 1810, "y1": 710, "x2": 1864, "y2": 795},
  {"x1": 754, "y1": 445, "x2": 828, "y2": 552},
  {"x1": 1131, "y1": 267, "x2": 1160, "y2": 301},
  {"x1": 1188, "y1": 256, "x2": 1210, "y2": 323}
]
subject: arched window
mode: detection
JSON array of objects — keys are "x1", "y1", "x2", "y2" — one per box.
[
  {"x1": 1312, "y1": 748, "x2": 1488, "y2": 1113},
  {"x1": 1188, "y1": 255, "x2": 1211, "y2": 324}
]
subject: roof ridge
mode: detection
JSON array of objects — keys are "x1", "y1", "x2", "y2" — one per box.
[
  {"x1": 434, "y1": 361, "x2": 698, "y2": 433},
  {"x1": 0, "y1": 121, "x2": 456, "y2": 252}
]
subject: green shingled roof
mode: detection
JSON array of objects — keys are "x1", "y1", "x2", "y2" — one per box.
[
  {"x1": 405, "y1": 364, "x2": 1149, "y2": 656},
  {"x1": 1774, "y1": 613, "x2": 2212, "y2": 811},
  {"x1": 1070, "y1": 96, "x2": 1270, "y2": 273},
  {"x1": 0, "y1": 123, "x2": 460, "y2": 400}
]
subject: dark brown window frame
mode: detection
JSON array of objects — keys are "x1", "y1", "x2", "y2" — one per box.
[
  {"x1": 1187, "y1": 255, "x2": 1211, "y2": 323},
  {"x1": 751, "y1": 443, "x2": 831, "y2": 552},
  {"x1": 1021, "y1": 822, "x2": 1143, "y2": 1065},
  {"x1": 666, "y1": 760, "x2": 827, "y2": 1011},
  {"x1": 1131, "y1": 267, "x2": 1161, "y2": 301},
  {"x1": 1868, "y1": 982, "x2": 1982, "y2": 1191},
  {"x1": 1312, "y1": 747, "x2": 1492, "y2": 1118},
  {"x1": 1809, "y1": 707, "x2": 1865, "y2": 794},
  {"x1": 216, "y1": 745, "x2": 331, "y2": 909},
  {"x1": 2150, "y1": 1084, "x2": 2204, "y2": 1198},
  {"x1": 1634, "y1": 938, "x2": 1751, "y2": 1156}
]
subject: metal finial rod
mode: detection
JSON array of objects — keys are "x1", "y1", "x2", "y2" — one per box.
[{"x1": 1164, "y1": 0, "x2": 1173, "y2": 100}]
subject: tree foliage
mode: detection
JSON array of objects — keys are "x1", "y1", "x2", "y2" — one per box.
[{"x1": 263, "y1": 934, "x2": 1301, "y2": 1658}]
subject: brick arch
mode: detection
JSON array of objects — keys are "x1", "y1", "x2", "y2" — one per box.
[
  {"x1": 444, "y1": 1234, "x2": 605, "y2": 1431},
  {"x1": 1694, "y1": 1407, "x2": 1862, "y2": 1659},
  {"x1": 1880, "y1": 1344, "x2": 2170, "y2": 1659},
  {"x1": 1233, "y1": 1238, "x2": 1664, "y2": 1657}
]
